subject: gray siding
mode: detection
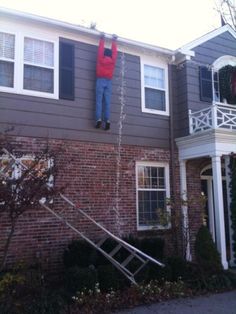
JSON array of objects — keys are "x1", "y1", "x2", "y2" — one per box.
[
  {"x1": 174, "y1": 31, "x2": 236, "y2": 138},
  {"x1": 0, "y1": 38, "x2": 170, "y2": 149}
]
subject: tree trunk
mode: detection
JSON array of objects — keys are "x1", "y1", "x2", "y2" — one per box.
[{"x1": 0, "y1": 217, "x2": 17, "y2": 272}]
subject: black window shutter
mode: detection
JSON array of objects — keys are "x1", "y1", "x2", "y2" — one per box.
[
  {"x1": 59, "y1": 42, "x2": 75, "y2": 100},
  {"x1": 199, "y1": 66, "x2": 213, "y2": 102}
]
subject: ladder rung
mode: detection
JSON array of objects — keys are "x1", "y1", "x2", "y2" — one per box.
[
  {"x1": 133, "y1": 260, "x2": 149, "y2": 276},
  {"x1": 96, "y1": 237, "x2": 108, "y2": 247},
  {"x1": 121, "y1": 254, "x2": 134, "y2": 267},
  {"x1": 109, "y1": 244, "x2": 122, "y2": 257}
]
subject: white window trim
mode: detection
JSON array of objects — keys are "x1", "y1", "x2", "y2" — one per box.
[
  {"x1": 0, "y1": 29, "x2": 59, "y2": 99},
  {"x1": 140, "y1": 56, "x2": 169, "y2": 116},
  {"x1": 136, "y1": 161, "x2": 171, "y2": 231},
  {"x1": 0, "y1": 29, "x2": 17, "y2": 94}
]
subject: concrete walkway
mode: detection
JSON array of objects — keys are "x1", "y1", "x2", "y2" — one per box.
[{"x1": 115, "y1": 290, "x2": 236, "y2": 314}]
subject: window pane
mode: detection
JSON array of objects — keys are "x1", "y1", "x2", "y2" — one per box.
[
  {"x1": 200, "y1": 66, "x2": 211, "y2": 79},
  {"x1": 138, "y1": 190, "x2": 162, "y2": 226},
  {"x1": 144, "y1": 65, "x2": 164, "y2": 89},
  {"x1": 143, "y1": 166, "x2": 151, "y2": 188},
  {"x1": 199, "y1": 66, "x2": 213, "y2": 102},
  {"x1": 24, "y1": 65, "x2": 54, "y2": 93},
  {"x1": 201, "y1": 81, "x2": 212, "y2": 100},
  {"x1": 0, "y1": 61, "x2": 14, "y2": 87},
  {"x1": 24, "y1": 37, "x2": 54, "y2": 67},
  {"x1": 151, "y1": 167, "x2": 157, "y2": 188},
  {"x1": 158, "y1": 167, "x2": 165, "y2": 188},
  {"x1": 137, "y1": 165, "x2": 168, "y2": 227},
  {"x1": 145, "y1": 88, "x2": 165, "y2": 111},
  {"x1": 0, "y1": 32, "x2": 15, "y2": 59},
  {"x1": 138, "y1": 166, "x2": 145, "y2": 188}
]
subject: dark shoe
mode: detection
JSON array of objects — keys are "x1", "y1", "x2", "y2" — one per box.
[
  {"x1": 105, "y1": 121, "x2": 110, "y2": 130},
  {"x1": 95, "y1": 120, "x2": 102, "y2": 128}
]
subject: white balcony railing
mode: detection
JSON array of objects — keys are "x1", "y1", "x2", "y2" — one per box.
[{"x1": 189, "y1": 102, "x2": 236, "y2": 134}]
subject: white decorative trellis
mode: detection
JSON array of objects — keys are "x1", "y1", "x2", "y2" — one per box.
[{"x1": 189, "y1": 103, "x2": 236, "y2": 134}]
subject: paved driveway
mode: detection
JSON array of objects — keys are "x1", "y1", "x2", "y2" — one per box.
[{"x1": 115, "y1": 290, "x2": 236, "y2": 314}]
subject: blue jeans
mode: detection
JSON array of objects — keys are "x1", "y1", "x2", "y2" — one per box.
[{"x1": 96, "y1": 78, "x2": 112, "y2": 122}]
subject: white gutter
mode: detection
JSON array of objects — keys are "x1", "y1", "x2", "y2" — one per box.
[{"x1": 0, "y1": 6, "x2": 174, "y2": 57}]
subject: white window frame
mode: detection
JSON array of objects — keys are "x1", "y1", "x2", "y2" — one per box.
[
  {"x1": 0, "y1": 30, "x2": 17, "y2": 94},
  {"x1": 136, "y1": 161, "x2": 171, "y2": 231},
  {"x1": 0, "y1": 28, "x2": 59, "y2": 99},
  {"x1": 0, "y1": 154, "x2": 53, "y2": 176},
  {"x1": 140, "y1": 56, "x2": 169, "y2": 116}
]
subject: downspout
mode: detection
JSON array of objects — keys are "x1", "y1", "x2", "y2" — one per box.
[{"x1": 168, "y1": 63, "x2": 179, "y2": 254}]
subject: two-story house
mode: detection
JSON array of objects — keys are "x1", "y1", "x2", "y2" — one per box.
[{"x1": 0, "y1": 7, "x2": 235, "y2": 272}]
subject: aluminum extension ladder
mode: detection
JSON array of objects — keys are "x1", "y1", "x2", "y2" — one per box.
[{"x1": 1, "y1": 148, "x2": 164, "y2": 284}]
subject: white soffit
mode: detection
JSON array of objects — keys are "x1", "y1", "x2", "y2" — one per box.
[{"x1": 176, "y1": 129, "x2": 236, "y2": 160}]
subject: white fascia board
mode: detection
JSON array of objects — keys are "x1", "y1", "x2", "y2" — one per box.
[
  {"x1": 176, "y1": 129, "x2": 236, "y2": 160},
  {"x1": 175, "y1": 24, "x2": 236, "y2": 60},
  {"x1": 0, "y1": 6, "x2": 174, "y2": 58}
]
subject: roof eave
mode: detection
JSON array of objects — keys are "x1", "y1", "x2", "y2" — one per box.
[{"x1": 0, "y1": 6, "x2": 174, "y2": 57}]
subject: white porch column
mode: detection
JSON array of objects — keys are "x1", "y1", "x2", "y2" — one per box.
[
  {"x1": 211, "y1": 155, "x2": 228, "y2": 269},
  {"x1": 224, "y1": 155, "x2": 235, "y2": 267},
  {"x1": 179, "y1": 160, "x2": 192, "y2": 261}
]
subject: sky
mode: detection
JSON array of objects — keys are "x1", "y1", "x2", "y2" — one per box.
[{"x1": 0, "y1": 0, "x2": 221, "y2": 50}]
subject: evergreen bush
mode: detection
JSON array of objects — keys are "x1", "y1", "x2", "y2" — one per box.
[
  {"x1": 195, "y1": 225, "x2": 222, "y2": 275},
  {"x1": 229, "y1": 155, "x2": 236, "y2": 263}
]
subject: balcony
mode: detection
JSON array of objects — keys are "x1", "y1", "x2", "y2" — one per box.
[{"x1": 189, "y1": 102, "x2": 236, "y2": 134}]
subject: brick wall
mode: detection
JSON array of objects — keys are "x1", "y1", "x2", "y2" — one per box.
[
  {"x1": 186, "y1": 158, "x2": 208, "y2": 258},
  {"x1": 1, "y1": 136, "x2": 176, "y2": 272}
]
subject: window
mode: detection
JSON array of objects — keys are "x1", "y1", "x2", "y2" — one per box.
[
  {"x1": 136, "y1": 162, "x2": 170, "y2": 230},
  {"x1": 0, "y1": 30, "x2": 59, "y2": 99},
  {"x1": 0, "y1": 156, "x2": 53, "y2": 181},
  {"x1": 141, "y1": 58, "x2": 169, "y2": 115},
  {"x1": 0, "y1": 32, "x2": 15, "y2": 88},
  {"x1": 200, "y1": 64, "x2": 236, "y2": 105},
  {"x1": 24, "y1": 37, "x2": 54, "y2": 93},
  {"x1": 199, "y1": 66, "x2": 212, "y2": 102},
  {"x1": 0, "y1": 155, "x2": 54, "y2": 208}
]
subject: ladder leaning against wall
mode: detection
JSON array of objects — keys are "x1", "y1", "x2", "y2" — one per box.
[{"x1": 0, "y1": 148, "x2": 165, "y2": 285}]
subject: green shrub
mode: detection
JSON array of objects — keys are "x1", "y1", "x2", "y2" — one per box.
[
  {"x1": 138, "y1": 237, "x2": 165, "y2": 260},
  {"x1": 0, "y1": 271, "x2": 27, "y2": 314},
  {"x1": 63, "y1": 240, "x2": 98, "y2": 268},
  {"x1": 229, "y1": 156, "x2": 236, "y2": 263},
  {"x1": 123, "y1": 236, "x2": 165, "y2": 260},
  {"x1": 97, "y1": 265, "x2": 127, "y2": 291},
  {"x1": 165, "y1": 256, "x2": 188, "y2": 281},
  {"x1": 63, "y1": 236, "x2": 165, "y2": 291},
  {"x1": 64, "y1": 266, "x2": 98, "y2": 295},
  {"x1": 96, "y1": 238, "x2": 120, "y2": 265},
  {"x1": 25, "y1": 289, "x2": 65, "y2": 314},
  {"x1": 195, "y1": 225, "x2": 222, "y2": 274},
  {"x1": 63, "y1": 236, "x2": 164, "y2": 268}
]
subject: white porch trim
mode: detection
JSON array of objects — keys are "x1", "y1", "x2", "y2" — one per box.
[
  {"x1": 176, "y1": 129, "x2": 236, "y2": 161},
  {"x1": 176, "y1": 129, "x2": 236, "y2": 269},
  {"x1": 211, "y1": 155, "x2": 228, "y2": 269}
]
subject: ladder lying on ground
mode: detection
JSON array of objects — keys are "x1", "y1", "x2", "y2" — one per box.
[{"x1": 1, "y1": 148, "x2": 164, "y2": 284}]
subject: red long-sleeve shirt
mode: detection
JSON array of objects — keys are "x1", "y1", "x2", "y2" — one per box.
[{"x1": 96, "y1": 38, "x2": 117, "y2": 79}]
